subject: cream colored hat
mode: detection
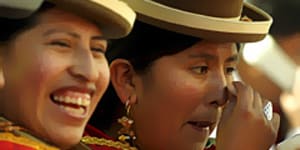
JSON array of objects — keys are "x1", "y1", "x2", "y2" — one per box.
[
  {"x1": 48, "y1": 0, "x2": 136, "y2": 39},
  {"x1": 0, "y1": 0, "x2": 43, "y2": 18},
  {"x1": 122, "y1": 0, "x2": 272, "y2": 42}
]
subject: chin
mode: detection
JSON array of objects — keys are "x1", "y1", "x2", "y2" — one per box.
[
  {"x1": 49, "y1": 129, "x2": 83, "y2": 149},
  {"x1": 53, "y1": 136, "x2": 81, "y2": 149}
]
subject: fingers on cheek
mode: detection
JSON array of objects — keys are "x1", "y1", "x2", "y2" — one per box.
[
  {"x1": 270, "y1": 117, "x2": 279, "y2": 143},
  {"x1": 270, "y1": 113, "x2": 280, "y2": 133},
  {"x1": 237, "y1": 92, "x2": 267, "y2": 121},
  {"x1": 227, "y1": 82, "x2": 237, "y2": 95},
  {"x1": 229, "y1": 82, "x2": 273, "y2": 124},
  {"x1": 253, "y1": 91, "x2": 263, "y2": 112},
  {"x1": 236, "y1": 84, "x2": 254, "y2": 111},
  {"x1": 230, "y1": 83, "x2": 279, "y2": 143}
]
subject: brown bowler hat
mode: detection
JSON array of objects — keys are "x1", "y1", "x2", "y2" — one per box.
[
  {"x1": 122, "y1": 0, "x2": 272, "y2": 42},
  {"x1": 48, "y1": 0, "x2": 136, "y2": 39}
]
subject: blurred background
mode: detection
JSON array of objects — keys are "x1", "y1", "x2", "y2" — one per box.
[{"x1": 239, "y1": 0, "x2": 300, "y2": 143}]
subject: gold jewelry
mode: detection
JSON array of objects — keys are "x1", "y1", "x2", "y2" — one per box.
[
  {"x1": 81, "y1": 135, "x2": 137, "y2": 150},
  {"x1": 117, "y1": 100, "x2": 136, "y2": 146}
]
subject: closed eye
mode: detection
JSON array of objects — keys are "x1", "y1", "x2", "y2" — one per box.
[
  {"x1": 91, "y1": 47, "x2": 106, "y2": 59},
  {"x1": 49, "y1": 40, "x2": 71, "y2": 48},
  {"x1": 91, "y1": 47, "x2": 105, "y2": 53}
]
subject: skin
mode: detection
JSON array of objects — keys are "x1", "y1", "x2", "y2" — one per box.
[
  {"x1": 110, "y1": 40, "x2": 280, "y2": 150},
  {"x1": 0, "y1": 8, "x2": 110, "y2": 149},
  {"x1": 111, "y1": 41, "x2": 238, "y2": 150},
  {"x1": 217, "y1": 81, "x2": 280, "y2": 150}
]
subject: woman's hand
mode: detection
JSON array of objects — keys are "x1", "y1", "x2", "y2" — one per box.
[{"x1": 216, "y1": 82, "x2": 280, "y2": 150}]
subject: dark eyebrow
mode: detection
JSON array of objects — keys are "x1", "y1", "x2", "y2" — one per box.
[
  {"x1": 188, "y1": 53, "x2": 216, "y2": 60},
  {"x1": 225, "y1": 54, "x2": 239, "y2": 63},
  {"x1": 43, "y1": 29, "x2": 80, "y2": 39},
  {"x1": 43, "y1": 29, "x2": 106, "y2": 42},
  {"x1": 91, "y1": 36, "x2": 106, "y2": 41},
  {"x1": 188, "y1": 53, "x2": 239, "y2": 63}
]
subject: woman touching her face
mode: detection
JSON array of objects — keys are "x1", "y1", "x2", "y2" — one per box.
[
  {"x1": 0, "y1": 0, "x2": 135, "y2": 149},
  {"x1": 89, "y1": 0, "x2": 280, "y2": 148}
]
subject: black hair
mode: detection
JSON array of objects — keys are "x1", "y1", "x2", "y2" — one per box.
[
  {"x1": 89, "y1": 20, "x2": 201, "y2": 129},
  {"x1": 0, "y1": 2, "x2": 54, "y2": 43},
  {"x1": 107, "y1": 21, "x2": 200, "y2": 73}
]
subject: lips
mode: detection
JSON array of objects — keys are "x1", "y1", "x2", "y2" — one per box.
[{"x1": 187, "y1": 121, "x2": 215, "y2": 132}]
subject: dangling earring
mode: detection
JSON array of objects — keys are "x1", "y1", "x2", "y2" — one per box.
[
  {"x1": 117, "y1": 99, "x2": 137, "y2": 147},
  {"x1": 81, "y1": 99, "x2": 137, "y2": 150}
]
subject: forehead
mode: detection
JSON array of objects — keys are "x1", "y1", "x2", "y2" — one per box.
[
  {"x1": 180, "y1": 40, "x2": 238, "y2": 59},
  {"x1": 190, "y1": 40, "x2": 236, "y2": 51},
  {"x1": 35, "y1": 8, "x2": 102, "y2": 34}
]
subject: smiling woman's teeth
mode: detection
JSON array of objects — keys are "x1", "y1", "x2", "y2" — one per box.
[
  {"x1": 51, "y1": 94, "x2": 91, "y2": 116},
  {"x1": 53, "y1": 95, "x2": 91, "y2": 107},
  {"x1": 59, "y1": 105, "x2": 85, "y2": 115}
]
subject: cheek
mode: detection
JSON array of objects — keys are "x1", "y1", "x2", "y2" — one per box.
[
  {"x1": 5, "y1": 54, "x2": 56, "y2": 92},
  {"x1": 89, "y1": 61, "x2": 110, "y2": 111},
  {"x1": 139, "y1": 71, "x2": 206, "y2": 122},
  {"x1": 2, "y1": 52, "x2": 63, "y2": 123},
  {"x1": 28, "y1": 59, "x2": 59, "y2": 110},
  {"x1": 163, "y1": 73, "x2": 206, "y2": 109},
  {"x1": 27, "y1": 55, "x2": 63, "y2": 88},
  {"x1": 133, "y1": 71, "x2": 208, "y2": 145},
  {"x1": 96, "y1": 60, "x2": 110, "y2": 94}
]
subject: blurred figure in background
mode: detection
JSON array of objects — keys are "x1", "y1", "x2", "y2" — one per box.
[{"x1": 239, "y1": 0, "x2": 300, "y2": 143}]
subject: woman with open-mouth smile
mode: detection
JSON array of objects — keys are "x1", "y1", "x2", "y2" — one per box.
[{"x1": 0, "y1": 0, "x2": 135, "y2": 149}]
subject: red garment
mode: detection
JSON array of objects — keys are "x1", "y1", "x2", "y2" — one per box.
[
  {"x1": 84, "y1": 124, "x2": 122, "y2": 150},
  {"x1": 84, "y1": 124, "x2": 215, "y2": 150},
  {"x1": 0, "y1": 141, "x2": 35, "y2": 150},
  {"x1": 206, "y1": 145, "x2": 216, "y2": 150}
]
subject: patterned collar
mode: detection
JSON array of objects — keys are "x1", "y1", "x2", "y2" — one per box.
[{"x1": 0, "y1": 116, "x2": 90, "y2": 150}]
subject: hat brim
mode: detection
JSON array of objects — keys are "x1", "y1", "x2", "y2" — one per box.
[
  {"x1": 48, "y1": 0, "x2": 136, "y2": 39},
  {"x1": 123, "y1": 0, "x2": 272, "y2": 42},
  {"x1": 0, "y1": 0, "x2": 43, "y2": 19}
]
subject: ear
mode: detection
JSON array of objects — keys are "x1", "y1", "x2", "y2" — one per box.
[{"x1": 110, "y1": 58, "x2": 137, "y2": 105}]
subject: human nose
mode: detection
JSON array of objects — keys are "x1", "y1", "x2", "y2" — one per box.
[
  {"x1": 208, "y1": 71, "x2": 228, "y2": 107},
  {"x1": 69, "y1": 50, "x2": 99, "y2": 82}
]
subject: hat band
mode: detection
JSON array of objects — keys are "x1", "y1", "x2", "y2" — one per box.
[{"x1": 126, "y1": 0, "x2": 272, "y2": 34}]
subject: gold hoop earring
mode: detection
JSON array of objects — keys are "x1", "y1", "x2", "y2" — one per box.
[{"x1": 117, "y1": 99, "x2": 137, "y2": 147}]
